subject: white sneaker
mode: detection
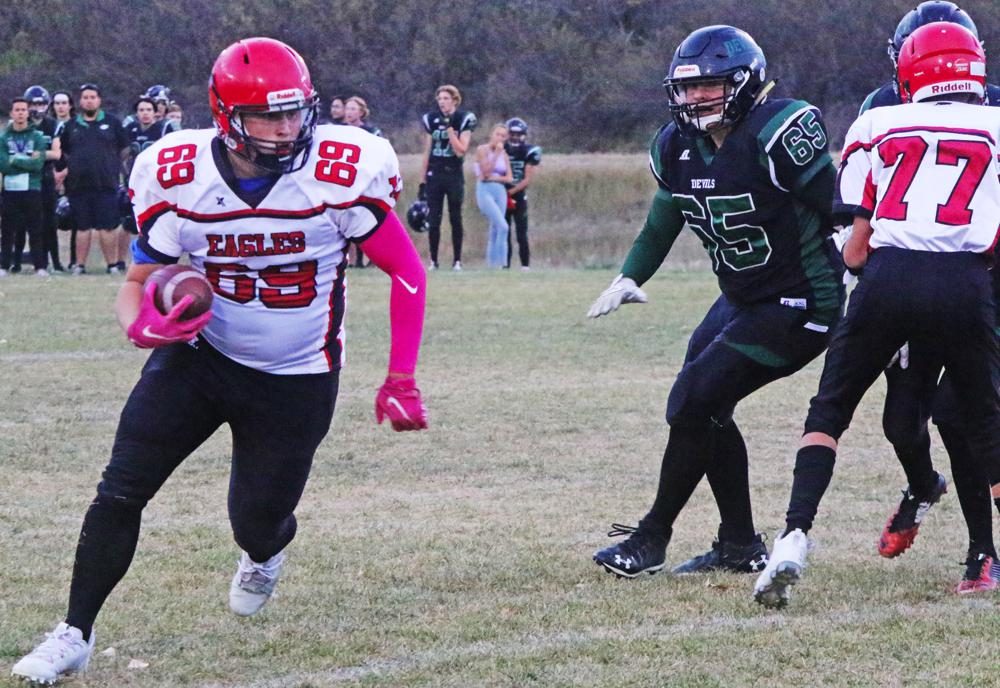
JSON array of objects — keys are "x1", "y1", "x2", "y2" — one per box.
[
  {"x1": 520, "y1": 266, "x2": 531, "y2": 272},
  {"x1": 36, "y1": 269, "x2": 50, "y2": 278},
  {"x1": 428, "y1": 261, "x2": 438, "y2": 271},
  {"x1": 0, "y1": 268, "x2": 8, "y2": 277},
  {"x1": 452, "y1": 261, "x2": 463, "y2": 271},
  {"x1": 71, "y1": 265, "x2": 85, "y2": 276},
  {"x1": 229, "y1": 550, "x2": 285, "y2": 616},
  {"x1": 753, "y1": 528, "x2": 809, "y2": 609},
  {"x1": 11, "y1": 622, "x2": 95, "y2": 684}
]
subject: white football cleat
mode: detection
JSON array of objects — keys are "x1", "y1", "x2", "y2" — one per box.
[
  {"x1": 753, "y1": 528, "x2": 809, "y2": 609},
  {"x1": 229, "y1": 550, "x2": 285, "y2": 617},
  {"x1": 11, "y1": 622, "x2": 95, "y2": 685}
]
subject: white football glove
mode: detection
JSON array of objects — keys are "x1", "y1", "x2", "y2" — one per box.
[
  {"x1": 887, "y1": 342, "x2": 909, "y2": 370},
  {"x1": 587, "y1": 274, "x2": 648, "y2": 318},
  {"x1": 831, "y1": 225, "x2": 853, "y2": 253}
]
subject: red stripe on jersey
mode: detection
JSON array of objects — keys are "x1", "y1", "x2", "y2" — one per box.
[
  {"x1": 134, "y1": 196, "x2": 391, "y2": 225},
  {"x1": 136, "y1": 199, "x2": 173, "y2": 228}
]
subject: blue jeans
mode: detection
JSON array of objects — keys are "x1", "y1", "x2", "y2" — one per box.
[{"x1": 476, "y1": 180, "x2": 509, "y2": 268}]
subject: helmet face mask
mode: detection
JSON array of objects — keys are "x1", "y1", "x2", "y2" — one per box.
[
  {"x1": 209, "y1": 38, "x2": 319, "y2": 174},
  {"x1": 663, "y1": 26, "x2": 766, "y2": 138},
  {"x1": 23, "y1": 85, "x2": 50, "y2": 121}
]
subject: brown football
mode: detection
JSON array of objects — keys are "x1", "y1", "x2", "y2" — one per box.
[{"x1": 147, "y1": 264, "x2": 214, "y2": 321}]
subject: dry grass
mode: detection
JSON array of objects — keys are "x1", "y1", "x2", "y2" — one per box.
[{"x1": 1, "y1": 264, "x2": 998, "y2": 687}]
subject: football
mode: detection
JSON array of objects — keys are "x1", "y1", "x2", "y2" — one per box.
[{"x1": 146, "y1": 264, "x2": 214, "y2": 321}]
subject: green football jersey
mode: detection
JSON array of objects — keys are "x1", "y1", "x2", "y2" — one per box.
[{"x1": 638, "y1": 98, "x2": 842, "y2": 320}]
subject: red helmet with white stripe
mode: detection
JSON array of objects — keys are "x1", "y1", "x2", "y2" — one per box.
[
  {"x1": 209, "y1": 37, "x2": 319, "y2": 172},
  {"x1": 897, "y1": 22, "x2": 986, "y2": 103}
]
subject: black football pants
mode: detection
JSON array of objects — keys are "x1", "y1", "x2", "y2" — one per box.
[
  {"x1": 641, "y1": 294, "x2": 839, "y2": 540},
  {"x1": 789, "y1": 248, "x2": 1000, "y2": 534},
  {"x1": 426, "y1": 167, "x2": 464, "y2": 264},
  {"x1": 506, "y1": 194, "x2": 529, "y2": 268},
  {"x1": 0, "y1": 190, "x2": 44, "y2": 270},
  {"x1": 65, "y1": 340, "x2": 339, "y2": 637}
]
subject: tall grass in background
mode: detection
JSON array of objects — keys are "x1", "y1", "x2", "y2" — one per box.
[{"x1": 397, "y1": 154, "x2": 708, "y2": 269}]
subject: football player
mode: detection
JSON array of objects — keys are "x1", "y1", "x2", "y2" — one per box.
[
  {"x1": 503, "y1": 117, "x2": 541, "y2": 270},
  {"x1": 419, "y1": 84, "x2": 477, "y2": 270},
  {"x1": 12, "y1": 37, "x2": 428, "y2": 684},
  {"x1": 589, "y1": 26, "x2": 844, "y2": 579},
  {"x1": 850, "y1": 0, "x2": 1000, "y2": 592},
  {"x1": 755, "y1": 23, "x2": 1000, "y2": 608}
]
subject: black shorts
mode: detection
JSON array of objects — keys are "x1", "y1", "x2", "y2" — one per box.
[
  {"x1": 805, "y1": 247, "x2": 1000, "y2": 443},
  {"x1": 68, "y1": 190, "x2": 120, "y2": 230}
]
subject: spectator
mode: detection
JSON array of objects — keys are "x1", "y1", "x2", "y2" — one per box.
[
  {"x1": 0, "y1": 98, "x2": 49, "y2": 277},
  {"x1": 120, "y1": 97, "x2": 175, "y2": 258},
  {"x1": 49, "y1": 90, "x2": 75, "y2": 267},
  {"x1": 60, "y1": 84, "x2": 130, "y2": 275},
  {"x1": 420, "y1": 84, "x2": 477, "y2": 271},
  {"x1": 144, "y1": 85, "x2": 176, "y2": 128},
  {"x1": 329, "y1": 96, "x2": 346, "y2": 124},
  {"x1": 474, "y1": 124, "x2": 513, "y2": 268},
  {"x1": 25, "y1": 85, "x2": 65, "y2": 273},
  {"x1": 344, "y1": 96, "x2": 383, "y2": 137},
  {"x1": 165, "y1": 102, "x2": 183, "y2": 129},
  {"x1": 503, "y1": 117, "x2": 541, "y2": 270}
]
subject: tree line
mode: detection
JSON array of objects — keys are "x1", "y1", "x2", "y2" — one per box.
[{"x1": 1, "y1": 0, "x2": 997, "y2": 152}]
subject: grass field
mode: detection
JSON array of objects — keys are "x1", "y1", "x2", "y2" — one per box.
[{"x1": 1, "y1": 264, "x2": 998, "y2": 687}]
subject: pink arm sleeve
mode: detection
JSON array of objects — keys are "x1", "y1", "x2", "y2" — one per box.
[{"x1": 359, "y1": 211, "x2": 427, "y2": 376}]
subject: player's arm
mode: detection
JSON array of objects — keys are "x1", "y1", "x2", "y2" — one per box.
[
  {"x1": 588, "y1": 188, "x2": 684, "y2": 318},
  {"x1": 10, "y1": 133, "x2": 46, "y2": 172},
  {"x1": 449, "y1": 112, "x2": 476, "y2": 157},
  {"x1": 842, "y1": 216, "x2": 874, "y2": 270},
  {"x1": 45, "y1": 134, "x2": 61, "y2": 162},
  {"x1": 341, "y1": 141, "x2": 427, "y2": 430},
  {"x1": 121, "y1": 141, "x2": 211, "y2": 348}
]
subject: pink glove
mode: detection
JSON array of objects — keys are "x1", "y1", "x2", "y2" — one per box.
[
  {"x1": 375, "y1": 376, "x2": 428, "y2": 431},
  {"x1": 127, "y1": 281, "x2": 212, "y2": 349}
]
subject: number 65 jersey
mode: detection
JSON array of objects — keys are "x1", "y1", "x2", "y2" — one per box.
[
  {"x1": 129, "y1": 125, "x2": 402, "y2": 374},
  {"x1": 837, "y1": 101, "x2": 1000, "y2": 253}
]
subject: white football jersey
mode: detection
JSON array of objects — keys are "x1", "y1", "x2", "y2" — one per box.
[
  {"x1": 130, "y1": 125, "x2": 402, "y2": 374},
  {"x1": 838, "y1": 101, "x2": 1000, "y2": 253}
]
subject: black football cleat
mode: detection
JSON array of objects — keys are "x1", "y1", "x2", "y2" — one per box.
[
  {"x1": 673, "y1": 533, "x2": 769, "y2": 574},
  {"x1": 593, "y1": 523, "x2": 670, "y2": 578}
]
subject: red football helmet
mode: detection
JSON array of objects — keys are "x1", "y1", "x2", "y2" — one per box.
[
  {"x1": 897, "y1": 21, "x2": 986, "y2": 103},
  {"x1": 209, "y1": 37, "x2": 319, "y2": 172}
]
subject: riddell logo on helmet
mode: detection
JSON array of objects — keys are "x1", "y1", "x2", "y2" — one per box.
[
  {"x1": 674, "y1": 65, "x2": 701, "y2": 78},
  {"x1": 267, "y1": 88, "x2": 304, "y2": 104},
  {"x1": 931, "y1": 81, "x2": 975, "y2": 94}
]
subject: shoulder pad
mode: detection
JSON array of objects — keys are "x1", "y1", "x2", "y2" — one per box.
[
  {"x1": 987, "y1": 84, "x2": 1000, "y2": 107},
  {"x1": 756, "y1": 99, "x2": 817, "y2": 150},
  {"x1": 526, "y1": 145, "x2": 542, "y2": 164}
]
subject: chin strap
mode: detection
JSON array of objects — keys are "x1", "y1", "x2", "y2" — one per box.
[{"x1": 754, "y1": 79, "x2": 778, "y2": 106}]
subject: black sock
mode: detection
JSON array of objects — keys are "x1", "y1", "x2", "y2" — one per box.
[
  {"x1": 640, "y1": 425, "x2": 715, "y2": 538},
  {"x1": 939, "y1": 423, "x2": 997, "y2": 558},
  {"x1": 892, "y1": 430, "x2": 938, "y2": 498},
  {"x1": 65, "y1": 495, "x2": 144, "y2": 640},
  {"x1": 785, "y1": 445, "x2": 837, "y2": 534},
  {"x1": 706, "y1": 421, "x2": 755, "y2": 544}
]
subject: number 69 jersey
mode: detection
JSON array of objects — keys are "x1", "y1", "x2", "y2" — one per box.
[
  {"x1": 837, "y1": 102, "x2": 1000, "y2": 253},
  {"x1": 129, "y1": 125, "x2": 402, "y2": 375}
]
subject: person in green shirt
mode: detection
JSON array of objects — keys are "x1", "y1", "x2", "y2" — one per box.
[{"x1": 0, "y1": 97, "x2": 48, "y2": 276}]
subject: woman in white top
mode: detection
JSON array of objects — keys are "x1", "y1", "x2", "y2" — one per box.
[{"x1": 474, "y1": 124, "x2": 514, "y2": 268}]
